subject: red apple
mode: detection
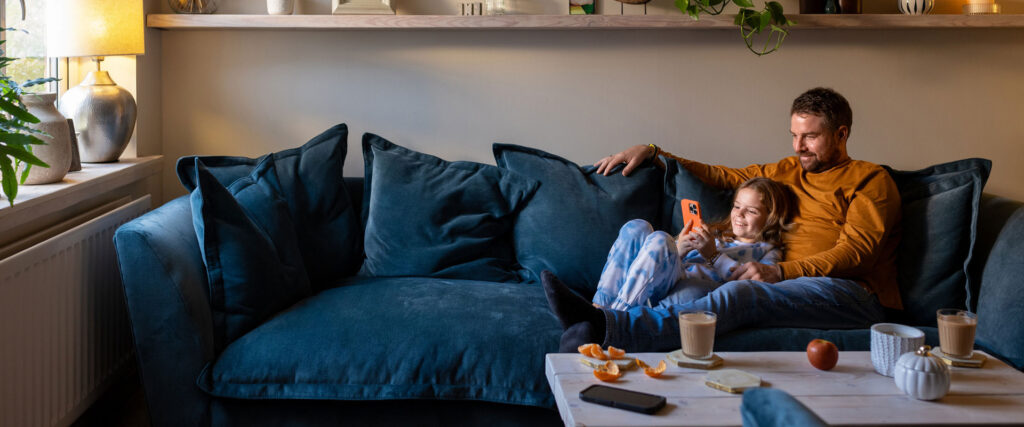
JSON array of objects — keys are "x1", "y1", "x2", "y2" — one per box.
[{"x1": 806, "y1": 339, "x2": 839, "y2": 370}]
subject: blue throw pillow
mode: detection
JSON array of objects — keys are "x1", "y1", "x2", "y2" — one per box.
[
  {"x1": 359, "y1": 134, "x2": 540, "y2": 281},
  {"x1": 177, "y1": 124, "x2": 361, "y2": 289},
  {"x1": 883, "y1": 158, "x2": 991, "y2": 326},
  {"x1": 190, "y1": 157, "x2": 311, "y2": 344},
  {"x1": 492, "y1": 144, "x2": 663, "y2": 296},
  {"x1": 975, "y1": 207, "x2": 1024, "y2": 370},
  {"x1": 661, "y1": 156, "x2": 735, "y2": 234}
]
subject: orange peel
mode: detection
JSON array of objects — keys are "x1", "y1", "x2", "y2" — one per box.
[
  {"x1": 643, "y1": 360, "x2": 667, "y2": 378},
  {"x1": 593, "y1": 360, "x2": 622, "y2": 382},
  {"x1": 607, "y1": 346, "x2": 627, "y2": 359}
]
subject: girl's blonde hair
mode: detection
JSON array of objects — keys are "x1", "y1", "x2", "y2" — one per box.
[{"x1": 708, "y1": 177, "x2": 796, "y2": 247}]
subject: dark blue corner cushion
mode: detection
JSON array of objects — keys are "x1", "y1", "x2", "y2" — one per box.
[
  {"x1": 359, "y1": 134, "x2": 539, "y2": 281},
  {"x1": 492, "y1": 144, "x2": 663, "y2": 296},
  {"x1": 975, "y1": 207, "x2": 1024, "y2": 370},
  {"x1": 883, "y1": 158, "x2": 991, "y2": 326},
  {"x1": 198, "y1": 277, "x2": 561, "y2": 407},
  {"x1": 190, "y1": 158, "x2": 311, "y2": 344},
  {"x1": 177, "y1": 124, "x2": 362, "y2": 288},
  {"x1": 661, "y1": 156, "x2": 735, "y2": 234}
]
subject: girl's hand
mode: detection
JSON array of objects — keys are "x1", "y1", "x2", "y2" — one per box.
[
  {"x1": 594, "y1": 144, "x2": 656, "y2": 176},
  {"x1": 688, "y1": 225, "x2": 717, "y2": 261}
]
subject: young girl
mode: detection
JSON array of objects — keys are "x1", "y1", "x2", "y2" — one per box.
[{"x1": 592, "y1": 177, "x2": 795, "y2": 311}]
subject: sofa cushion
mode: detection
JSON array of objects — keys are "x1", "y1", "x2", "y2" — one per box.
[
  {"x1": 715, "y1": 326, "x2": 939, "y2": 352},
  {"x1": 190, "y1": 158, "x2": 311, "y2": 344},
  {"x1": 660, "y1": 156, "x2": 735, "y2": 234},
  {"x1": 177, "y1": 124, "x2": 361, "y2": 289},
  {"x1": 975, "y1": 207, "x2": 1024, "y2": 370},
  {"x1": 883, "y1": 158, "x2": 991, "y2": 326},
  {"x1": 197, "y1": 277, "x2": 561, "y2": 407},
  {"x1": 492, "y1": 144, "x2": 663, "y2": 296},
  {"x1": 360, "y1": 134, "x2": 540, "y2": 281}
]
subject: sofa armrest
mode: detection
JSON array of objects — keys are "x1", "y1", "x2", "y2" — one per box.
[{"x1": 115, "y1": 196, "x2": 214, "y2": 427}]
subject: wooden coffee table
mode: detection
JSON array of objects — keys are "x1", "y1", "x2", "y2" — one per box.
[{"x1": 545, "y1": 351, "x2": 1024, "y2": 426}]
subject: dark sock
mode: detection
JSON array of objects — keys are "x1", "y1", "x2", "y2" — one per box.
[
  {"x1": 541, "y1": 270, "x2": 606, "y2": 331},
  {"x1": 560, "y1": 322, "x2": 600, "y2": 353}
]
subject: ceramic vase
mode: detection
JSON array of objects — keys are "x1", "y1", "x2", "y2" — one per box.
[
  {"x1": 898, "y1": 0, "x2": 934, "y2": 14},
  {"x1": 20, "y1": 93, "x2": 72, "y2": 185},
  {"x1": 268, "y1": 0, "x2": 295, "y2": 15}
]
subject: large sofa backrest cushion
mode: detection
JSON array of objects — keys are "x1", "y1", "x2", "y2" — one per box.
[
  {"x1": 660, "y1": 157, "x2": 735, "y2": 234},
  {"x1": 177, "y1": 124, "x2": 361, "y2": 289},
  {"x1": 975, "y1": 207, "x2": 1024, "y2": 370},
  {"x1": 359, "y1": 134, "x2": 540, "y2": 281},
  {"x1": 190, "y1": 158, "x2": 311, "y2": 345},
  {"x1": 883, "y1": 158, "x2": 991, "y2": 326},
  {"x1": 493, "y1": 144, "x2": 663, "y2": 296}
]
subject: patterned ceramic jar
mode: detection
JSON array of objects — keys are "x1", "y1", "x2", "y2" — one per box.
[{"x1": 898, "y1": 0, "x2": 934, "y2": 14}]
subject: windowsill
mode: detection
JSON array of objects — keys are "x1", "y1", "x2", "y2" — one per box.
[{"x1": 0, "y1": 156, "x2": 162, "y2": 219}]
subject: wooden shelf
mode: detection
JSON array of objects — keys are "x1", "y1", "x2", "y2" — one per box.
[{"x1": 147, "y1": 13, "x2": 1024, "y2": 30}]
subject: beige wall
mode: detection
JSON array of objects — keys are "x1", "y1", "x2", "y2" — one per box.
[{"x1": 156, "y1": 1, "x2": 1024, "y2": 201}]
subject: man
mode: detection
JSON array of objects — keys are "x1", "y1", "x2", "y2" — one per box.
[{"x1": 543, "y1": 87, "x2": 902, "y2": 352}]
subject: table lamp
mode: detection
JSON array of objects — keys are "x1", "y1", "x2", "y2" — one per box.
[{"x1": 46, "y1": 0, "x2": 144, "y2": 163}]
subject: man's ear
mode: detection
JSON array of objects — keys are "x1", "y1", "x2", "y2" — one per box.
[{"x1": 835, "y1": 125, "x2": 850, "y2": 141}]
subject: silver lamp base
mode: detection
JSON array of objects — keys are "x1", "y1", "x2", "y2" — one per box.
[{"x1": 59, "y1": 70, "x2": 138, "y2": 163}]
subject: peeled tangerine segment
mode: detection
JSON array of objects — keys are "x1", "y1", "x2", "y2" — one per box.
[
  {"x1": 607, "y1": 346, "x2": 627, "y2": 359},
  {"x1": 643, "y1": 360, "x2": 667, "y2": 378},
  {"x1": 593, "y1": 360, "x2": 622, "y2": 382}
]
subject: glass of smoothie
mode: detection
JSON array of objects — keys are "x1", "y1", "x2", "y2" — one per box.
[{"x1": 679, "y1": 310, "x2": 717, "y2": 360}]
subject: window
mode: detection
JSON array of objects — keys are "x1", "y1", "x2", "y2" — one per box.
[{"x1": 3, "y1": 0, "x2": 55, "y2": 93}]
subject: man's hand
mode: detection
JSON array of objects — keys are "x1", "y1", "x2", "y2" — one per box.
[
  {"x1": 729, "y1": 262, "x2": 783, "y2": 283},
  {"x1": 594, "y1": 144, "x2": 655, "y2": 176}
]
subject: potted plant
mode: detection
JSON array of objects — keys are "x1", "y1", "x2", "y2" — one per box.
[
  {"x1": 0, "y1": 29, "x2": 58, "y2": 207},
  {"x1": 675, "y1": 0, "x2": 795, "y2": 55}
]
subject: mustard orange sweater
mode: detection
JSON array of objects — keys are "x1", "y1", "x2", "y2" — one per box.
[{"x1": 662, "y1": 152, "x2": 903, "y2": 310}]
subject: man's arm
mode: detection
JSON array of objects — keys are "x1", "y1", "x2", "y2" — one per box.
[
  {"x1": 594, "y1": 144, "x2": 764, "y2": 191},
  {"x1": 777, "y1": 169, "x2": 901, "y2": 280}
]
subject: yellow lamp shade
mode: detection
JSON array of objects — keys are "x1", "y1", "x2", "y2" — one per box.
[{"x1": 46, "y1": 0, "x2": 145, "y2": 58}]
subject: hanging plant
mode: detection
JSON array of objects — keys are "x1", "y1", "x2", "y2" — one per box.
[
  {"x1": 675, "y1": 0, "x2": 795, "y2": 56},
  {"x1": 0, "y1": 28, "x2": 59, "y2": 206}
]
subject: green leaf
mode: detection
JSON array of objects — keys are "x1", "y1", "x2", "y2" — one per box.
[
  {"x1": 19, "y1": 162, "x2": 31, "y2": 183},
  {"x1": 22, "y1": 77, "x2": 59, "y2": 88},
  {"x1": 767, "y1": 1, "x2": 787, "y2": 23},
  {"x1": 733, "y1": 0, "x2": 755, "y2": 8},
  {"x1": 0, "y1": 145, "x2": 48, "y2": 167},
  {"x1": 760, "y1": 11, "x2": 770, "y2": 30},
  {"x1": 674, "y1": 0, "x2": 689, "y2": 12},
  {"x1": 0, "y1": 97, "x2": 39, "y2": 123},
  {"x1": 0, "y1": 157, "x2": 18, "y2": 206},
  {"x1": 0, "y1": 131, "x2": 44, "y2": 146}
]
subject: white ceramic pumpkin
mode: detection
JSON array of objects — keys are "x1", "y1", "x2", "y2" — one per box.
[{"x1": 893, "y1": 345, "x2": 951, "y2": 400}]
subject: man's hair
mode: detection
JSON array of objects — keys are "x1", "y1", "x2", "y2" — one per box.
[{"x1": 791, "y1": 87, "x2": 852, "y2": 133}]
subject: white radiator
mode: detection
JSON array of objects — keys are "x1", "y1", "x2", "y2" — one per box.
[{"x1": 0, "y1": 196, "x2": 151, "y2": 427}]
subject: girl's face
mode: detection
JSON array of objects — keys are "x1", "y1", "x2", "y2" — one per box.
[{"x1": 731, "y1": 187, "x2": 769, "y2": 243}]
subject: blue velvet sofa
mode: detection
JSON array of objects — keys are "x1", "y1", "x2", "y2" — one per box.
[{"x1": 115, "y1": 125, "x2": 1024, "y2": 426}]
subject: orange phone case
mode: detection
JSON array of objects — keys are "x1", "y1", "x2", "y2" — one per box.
[{"x1": 681, "y1": 199, "x2": 703, "y2": 233}]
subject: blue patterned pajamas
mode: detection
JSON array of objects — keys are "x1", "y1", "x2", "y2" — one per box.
[{"x1": 593, "y1": 219, "x2": 780, "y2": 311}]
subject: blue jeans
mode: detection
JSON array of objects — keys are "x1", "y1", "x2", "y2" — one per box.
[{"x1": 602, "y1": 276, "x2": 885, "y2": 351}]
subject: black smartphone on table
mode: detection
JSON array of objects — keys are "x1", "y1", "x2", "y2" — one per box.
[{"x1": 578, "y1": 384, "x2": 667, "y2": 415}]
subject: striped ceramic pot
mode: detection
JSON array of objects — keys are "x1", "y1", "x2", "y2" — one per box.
[{"x1": 898, "y1": 0, "x2": 934, "y2": 14}]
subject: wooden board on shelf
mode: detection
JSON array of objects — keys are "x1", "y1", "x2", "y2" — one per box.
[{"x1": 147, "y1": 13, "x2": 1024, "y2": 31}]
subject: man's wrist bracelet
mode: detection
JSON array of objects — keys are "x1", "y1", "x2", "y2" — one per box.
[{"x1": 648, "y1": 144, "x2": 660, "y2": 159}]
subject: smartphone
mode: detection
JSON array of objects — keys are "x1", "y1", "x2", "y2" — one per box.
[
  {"x1": 578, "y1": 384, "x2": 666, "y2": 415},
  {"x1": 681, "y1": 199, "x2": 703, "y2": 233}
]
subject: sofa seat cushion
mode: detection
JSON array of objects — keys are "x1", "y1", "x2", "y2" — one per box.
[
  {"x1": 716, "y1": 327, "x2": 940, "y2": 352},
  {"x1": 198, "y1": 277, "x2": 561, "y2": 407}
]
